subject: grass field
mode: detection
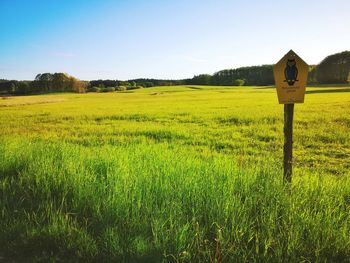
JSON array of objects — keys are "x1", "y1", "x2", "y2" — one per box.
[{"x1": 0, "y1": 85, "x2": 350, "y2": 262}]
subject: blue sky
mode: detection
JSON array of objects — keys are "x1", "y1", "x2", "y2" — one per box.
[{"x1": 1, "y1": 0, "x2": 349, "y2": 80}]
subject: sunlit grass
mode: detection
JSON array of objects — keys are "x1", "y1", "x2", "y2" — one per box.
[{"x1": 0, "y1": 86, "x2": 349, "y2": 262}]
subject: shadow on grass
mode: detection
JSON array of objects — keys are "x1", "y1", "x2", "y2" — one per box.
[
  {"x1": 186, "y1": 86, "x2": 203, "y2": 90},
  {"x1": 253, "y1": 86, "x2": 275, "y2": 90},
  {"x1": 306, "y1": 88, "x2": 350, "y2": 94},
  {"x1": 252, "y1": 87, "x2": 350, "y2": 93}
]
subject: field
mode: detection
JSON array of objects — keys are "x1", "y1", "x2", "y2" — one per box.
[{"x1": 0, "y1": 85, "x2": 350, "y2": 262}]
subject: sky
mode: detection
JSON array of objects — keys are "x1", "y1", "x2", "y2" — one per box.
[{"x1": 1, "y1": 0, "x2": 350, "y2": 80}]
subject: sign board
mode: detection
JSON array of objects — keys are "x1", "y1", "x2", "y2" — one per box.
[{"x1": 273, "y1": 50, "x2": 309, "y2": 104}]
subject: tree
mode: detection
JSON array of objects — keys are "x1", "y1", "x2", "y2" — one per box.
[
  {"x1": 35, "y1": 73, "x2": 54, "y2": 92},
  {"x1": 52, "y1": 73, "x2": 70, "y2": 91},
  {"x1": 144, "y1": 82, "x2": 154, "y2": 87},
  {"x1": 189, "y1": 74, "x2": 211, "y2": 85},
  {"x1": 118, "y1": 81, "x2": 131, "y2": 87},
  {"x1": 15, "y1": 81, "x2": 31, "y2": 94},
  {"x1": 316, "y1": 51, "x2": 350, "y2": 84},
  {"x1": 32, "y1": 72, "x2": 86, "y2": 93},
  {"x1": 70, "y1": 77, "x2": 87, "y2": 93},
  {"x1": 211, "y1": 65, "x2": 273, "y2": 86},
  {"x1": 233, "y1": 79, "x2": 245, "y2": 86},
  {"x1": 308, "y1": 65, "x2": 317, "y2": 84}
]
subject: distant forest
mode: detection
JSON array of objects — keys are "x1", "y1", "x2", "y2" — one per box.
[{"x1": 1, "y1": 51, "x2": 349, "y2": 95}]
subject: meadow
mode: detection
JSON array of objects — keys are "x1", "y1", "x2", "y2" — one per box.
[{"x1": 0, "y1": 85, "x2": 349, "y2": 262}]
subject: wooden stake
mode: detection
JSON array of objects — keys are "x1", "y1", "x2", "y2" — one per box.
[{"x1": 284, "y1": 104, "x2": 294, "y2": 183}]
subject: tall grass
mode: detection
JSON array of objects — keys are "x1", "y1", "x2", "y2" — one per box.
[
  {"x1": 0, "y1": 86, "x2": 349, "y2": 262},
  {"x1": 1, "y1": 139, "x2": 349, "y2": 262}
]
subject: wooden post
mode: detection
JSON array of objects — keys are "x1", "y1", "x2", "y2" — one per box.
[{"x1": 283, "y1": 104, "x2": 294, "y2": 183}]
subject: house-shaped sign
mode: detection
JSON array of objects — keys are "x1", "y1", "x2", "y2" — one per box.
[{"x1": 273, "y1": 50, "x2": 309, "y2": 104}]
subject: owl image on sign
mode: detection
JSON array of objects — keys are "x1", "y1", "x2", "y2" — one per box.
[
  {"x1": 284, "y1": 59, "x2": 298, "y2": 86},
  {"x1": 273, "y1": 50, "x2": 308, "y2": 104}
]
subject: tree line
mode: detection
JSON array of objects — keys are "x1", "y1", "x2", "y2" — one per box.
[
  {"x1": 187, "y1": 51, "x2": 350, "y2": 86},
  {"x1": 187, "y1": 65, "x2": 274, "y2": 86},
  {"x1": 0, "y1": 73, "x2": 87, "y2": 95},
  {"x1": 313, "y1": 51, "x2": 350, "y2": 84},
  {"x1": 1, "y1": 51, "x2": 349, "y2": 95}
]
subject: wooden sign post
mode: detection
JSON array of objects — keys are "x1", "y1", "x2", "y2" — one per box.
[{"x1": 273, "y1": 50, "x2": 308, "y2": 183}]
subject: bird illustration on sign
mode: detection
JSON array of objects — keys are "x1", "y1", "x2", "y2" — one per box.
[{"x1": 284, "y1": 59, "x2": 298, "y2": 86}]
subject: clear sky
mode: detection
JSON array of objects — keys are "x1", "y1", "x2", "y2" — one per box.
[{"x1": 1, "y1": 0, "x2": 349, "y2": 80}]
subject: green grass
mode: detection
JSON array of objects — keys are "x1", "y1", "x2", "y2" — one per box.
[{"x1": 0, "y1": 86, "x2": 350, "y2": 262}]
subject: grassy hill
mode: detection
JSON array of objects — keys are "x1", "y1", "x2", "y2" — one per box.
[{"x1": 0, "y1": 86, "x2": 349, "y2": 262}]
